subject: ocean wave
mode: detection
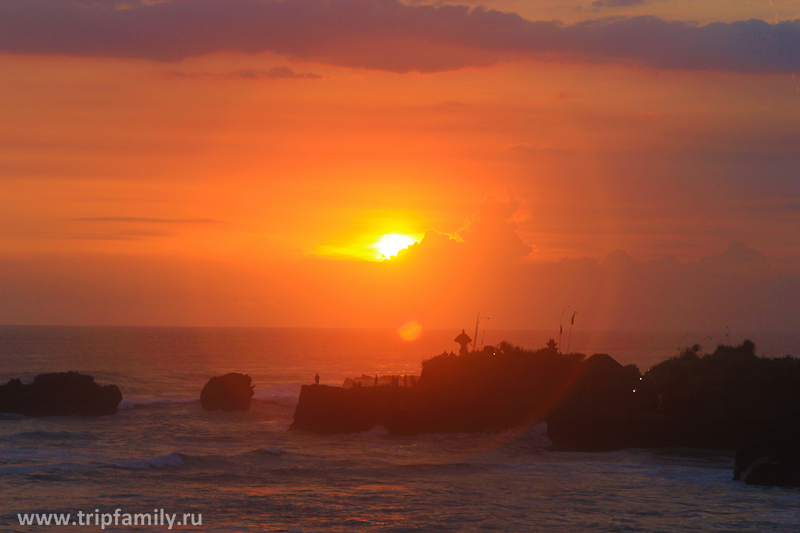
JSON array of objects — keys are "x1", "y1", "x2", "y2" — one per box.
[
  {"x1": 112, "y1": 447, "x2": 286, "y2": 471},
  {"x1": 0, "y1": 463, "x2": 96, "y2": 475},
  {"x1": 113, "y1": 452, "x2": 186, "y2": 470},
  {"x1": 118, "y1": 397, "x2": 199, "y2": 410},
  {"x1": 252, "y1": 384, "x2": 302, "y2": 407},
  {"x1": 1, "y1": 430, "x2": 100, "y2": 442},
  {"x1": 244, "y1": 447, "x2": 284, "y2": 457},
  {"x1": 358, "y1": 426, "x2": 390, "y2": 438},
  {"x1": 0, "y1": 446, "x2": 286, "y2": 476},
  {"x1": 117, "y1": 384, "x2": 301, "y2": 410}
]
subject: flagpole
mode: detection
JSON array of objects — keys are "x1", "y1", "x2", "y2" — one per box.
[
  {"x1": 558, "y1": 306, "x2": 569, "y2": 355},
  {"x1": 472, "y1": 308, "x2": 483, "y2": 352},
  {"x1": 567, "y1": 311, "x2": 577, "y2": 355}
]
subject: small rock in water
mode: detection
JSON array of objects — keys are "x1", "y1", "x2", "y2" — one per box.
[
  {"x1": 0, "y1": 372, "x2": 123, "y2": 417},
  {"x1": 734, "y1": 435, "x2": 800, "y2": 487},
  {"x1": 201, "y1": 373, "x2": 255, "y2": 411}
]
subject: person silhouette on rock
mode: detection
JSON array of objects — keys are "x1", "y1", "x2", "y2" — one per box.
[{"x1": 314, "y1": 373, "x2": 319, "y2": 385}]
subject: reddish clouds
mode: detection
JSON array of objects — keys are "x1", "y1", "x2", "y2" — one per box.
[{"x1": 0, "y1": 1, "x2": 798, "y2": 330}]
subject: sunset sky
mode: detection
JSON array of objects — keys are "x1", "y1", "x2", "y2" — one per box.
[{"x1": 1, "y1": 0, "x2": 798, "y2": 331}]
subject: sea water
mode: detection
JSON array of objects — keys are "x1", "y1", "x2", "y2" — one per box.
[{"x1": 1, "y1": 326, "x2": 798, "y2": 532}]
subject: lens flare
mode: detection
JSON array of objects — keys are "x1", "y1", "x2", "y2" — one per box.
[{"x1": 397, "y1": 320, "x2": 422, "y2": 341}]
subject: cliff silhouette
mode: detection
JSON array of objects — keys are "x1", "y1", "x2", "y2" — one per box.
[
  {"x1": 549, "y1": 340, "x2": 800, "y2": 452},
  {"x1": 291, "y1": 342, "x2": 617, "y2": 434},
  {"x1": 292, "y1": 338, "x2": 800, "y2": 462}
]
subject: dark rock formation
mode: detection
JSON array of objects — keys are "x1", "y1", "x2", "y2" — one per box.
[
  {"x1": 292, "y1": 343, "x2": 591, "y2": 435},
  {"x1": 291, "y1": 339, "x2": 800, "y2": 452},
  {"x1": 0, "y1": 372, "x2": 122, "y2": 416},
  {"x1": 291, "y1": 384, "x2": 418, "y2": 434},
  {"x1": 546, "y1": 354, "x2": 656, "y2": 450},
  {"x1": 200, "y1": 373, "x2": 254, "y2": 411},
  {"x1": 548, "y1": 341, "x2": 800, "y2": 451},
  {"x1": 734, "y1": 435, "x2": 800, "y2": 487}
]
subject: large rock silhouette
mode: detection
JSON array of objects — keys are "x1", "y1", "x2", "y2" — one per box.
[
  {"x1": 291, "y1": 343, "x2": 597, "y2": 435},
  {"x1": 200, "y1": 373, "x2": 254, "y2": 411},
  {"x1": 290, "y1": 338, "x2": 800, "y2": 461},
  {"x1": 0, "y1": 372, "x2": 123, "y2": 416},
  {"x1": 549, "y1": 341, "x2": 800, "y2": 452},
  {"x1": 734, "y1": 435, "x2": 800, "y2": 487}
]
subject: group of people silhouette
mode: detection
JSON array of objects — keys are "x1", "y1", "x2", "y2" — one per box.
[
  {"x1": 390, "y1": 375, "x2": 416, "y2": 387},
  {"x1": 315, "y1": 373, "x2": 418, "y2": 388}
]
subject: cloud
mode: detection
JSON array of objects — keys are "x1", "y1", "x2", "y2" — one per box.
[
  {"x1": 694, "y1": 241, "x2": 769, "y2": 276},
  {"x1": 166, "y1": 66, "x2": 323, "y2": 80},
  {"x1": 396, "y1": 189, "x2": 534, "y2": 266},
  {"x1": 14, "y1": 229, "x2": 173, "y2": 241},
  {"x1": 0, "y1": 235, "x2": 797, "y2": 331},
  {"x1": 0, "y1": 0, "x2": 798, "y2": 73},
  {"x1": 509, "y1": 143, "x2": 571, "y2": 154},
  {"x1": 591, "y1": 0, "x2": 651, "y2": 9},
  {"x1": 72, "y1": 217, "x2": 222, "y2": 224},
  {"x1": 458, "y1": 188, "x2": 534, "y2": 261}
]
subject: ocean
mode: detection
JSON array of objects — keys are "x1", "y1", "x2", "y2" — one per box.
[{"x1": 1, "y1": 326, "x2": 799, "y2": 532}]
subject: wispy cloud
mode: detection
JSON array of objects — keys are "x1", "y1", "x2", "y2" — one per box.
[
  {"x1": 165, "y1": 67, "x2": 323, "y2": 81},
  {"x1": 72, "y1": 217, "x2": 222, "y2": 224},
  {"x1": 0, "y1": 0, "x2": 797, "y2": 73},
  {"x1": 13, "y1": 229, "x2": 173, "y2": 241},
  {"x1": 591, "y1": 0, "x2": 652, "y2": 9},
  {"x1": 509, "y1": 143, "x2": 572, "y2": 155}
]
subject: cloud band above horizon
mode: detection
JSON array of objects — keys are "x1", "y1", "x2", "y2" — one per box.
[{"x1": 0, "y1": 0, "x2": 798, "y2": 74}]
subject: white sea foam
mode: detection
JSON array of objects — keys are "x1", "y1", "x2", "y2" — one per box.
[
  {"x1": 118, "y1": 397, "x2": 199, "y2": 410},
  {"x1": 252, "y1": 383, "x2": 302, "y2": 407},
  {"x1": 360, "y1": 426, "x2": 390, "y2": 437},
  {"x1": 247, "y1": 447, "x2": 284, "y2": 457}
]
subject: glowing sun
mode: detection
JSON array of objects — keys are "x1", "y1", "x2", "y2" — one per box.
[{"x1": 374, "y1": 233, "x2": 416, "y2": 259}]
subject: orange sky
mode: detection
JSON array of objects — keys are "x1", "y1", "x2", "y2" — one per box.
[{"x1": 0, "y1": 0, "x2": 798, "y2": 330}]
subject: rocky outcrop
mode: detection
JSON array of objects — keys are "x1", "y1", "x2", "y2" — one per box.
[
  {"x1": 291, "y1": 384, "x2": 418, "y2": 434},
  {"x1": 200, "y1": 373, "x2": 254, "y2": 411},
  {"x1": 0, "y1": 372, "x2": 123, "y2": 416},
  {"x1": 546, "y1": 354, "x2": 656, "y2": 450},
  {"x1": 734, "y1": 436, "x2": 800, "y2": 487},
  {"x1": 290, "y1": 340, "x2": 800, "y2": 449},
  {"x1": 292, "y1": 344, "x2": 593, "y2": 435},
  {"x1": 548, "y1": 341, "x2": 800, "y2": 451}
]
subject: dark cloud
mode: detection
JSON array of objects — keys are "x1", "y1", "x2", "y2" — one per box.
[
  {"x1": 72, "y1": 217, "x2": 222, "y2": 224},
  {"x1": 0, "y1": 0, "x2": 798, "y2": 73},
  {"x1": 591, "y1": 0, "x2": 651, "y2": 9},
  {"x1": 166, "y1": 66, "x2": 323, "y2": 80},
  {"x1": 694, "y1": 241, "x2": 770, "y2": 276}
]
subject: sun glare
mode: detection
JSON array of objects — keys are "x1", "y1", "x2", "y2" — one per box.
[{"x1": 374, "y1": 233, "x2": 417, "y2": 259}]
